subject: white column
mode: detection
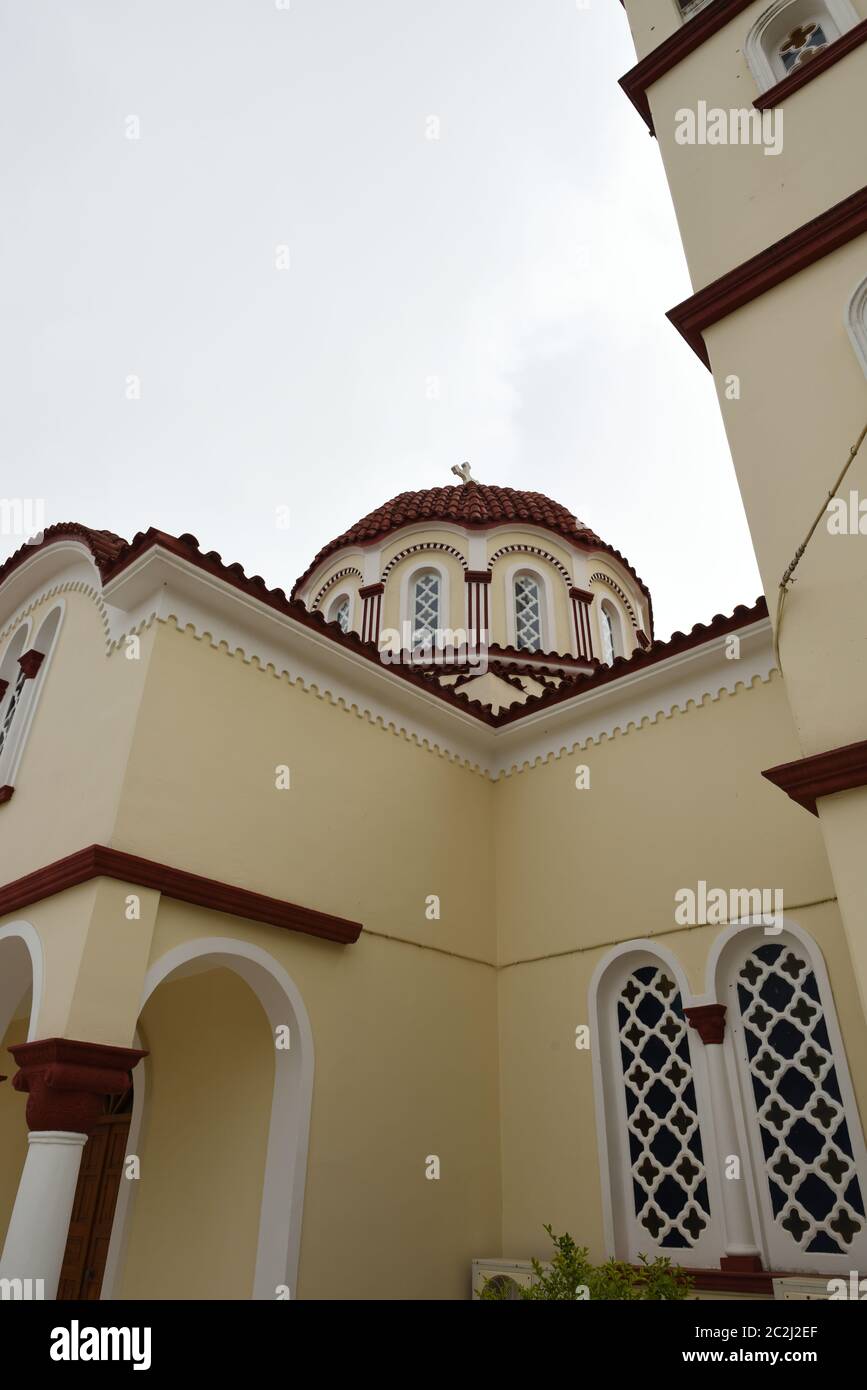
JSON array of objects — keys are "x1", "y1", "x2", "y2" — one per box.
[
  {"x1": 0, "y1": 1130, "x2": 88, "y2": 1297},
  {"x1": 704, "y1": 1043, "x2": 762, "y2": 1262}
]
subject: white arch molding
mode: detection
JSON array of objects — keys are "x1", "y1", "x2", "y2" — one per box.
[
  {"x1": 846, "y1": 273, "x2": 867, "y2": 379},
  {"x1": 102, "y1": 937, "x2": 315, "y2": 1301},
  {"x1": 0, "y1": 921, "x2": 44, "y2": 1043},
  {"x1": 503, "y1": 560, "x2": 557, "y2": 652},
  {"x1": 744, "y1": 0, "x2": 860, "y2": 92}
]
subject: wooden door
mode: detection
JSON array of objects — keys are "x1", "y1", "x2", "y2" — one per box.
[{"x1": 57, "y1": 1111, "x2": 131, "y2": 1300}]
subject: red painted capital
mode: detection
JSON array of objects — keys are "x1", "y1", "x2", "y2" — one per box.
[
  {"x1": 684, "y1": 1004, "x2": 727, "y2": 1045},
  {"x1": 17, "y1": 649, "x2": 45, "y2": 680},
  {"x1": 464, "y1": 570, "x2": 492, "y2": 584},
  {"x1": 9, "y1": 1037, "x2": 147, "y2": 1135},
  {"x1": 0, "y1": 786, "x2": 14, "y2": 805},
  {"x1": 569, "y1": 586, "x2": 594, "y2": 605},
  {"x1": 0, "y1": 678, "x2": 8, "y2": 699}
]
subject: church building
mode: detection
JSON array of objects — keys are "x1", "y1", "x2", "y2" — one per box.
[{"x1": 1, "y1": 0, "x2": 866, "y2": 1300}]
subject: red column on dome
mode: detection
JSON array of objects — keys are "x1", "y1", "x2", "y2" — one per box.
[
  {"x1": 569, "y1": 587, "x2": 595, "y2": 661},
  {"x1": 359, "y1": 583, "x2": 384, "y2": 645}
]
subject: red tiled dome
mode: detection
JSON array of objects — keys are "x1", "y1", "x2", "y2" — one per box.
[{"x1": 292, "y1": 481, "x2": 651, "y2": 605}]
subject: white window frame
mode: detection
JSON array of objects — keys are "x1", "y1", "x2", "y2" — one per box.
[
  {"x1": 0, "y1": 603, "x2": 64, "y2": 791},
  {"x1": 846, "y1": 273, "x2": 867, "y2": 379},
  {"x1": 598, "y1": 598, "x2": 625, "y2": 665},
  {"x1": 711, "y1": 920, "x2": 867, "y2": 1274},
  {"x1": 589, "y1": 941, "x2": 726, "y2": 1268},
  {"x1": 745, "y1": 0, "x2": 859, "y2": 92},
  {"x1": 326, "y1": 590, "x2": 353, "y2": 634},
  {"x1": 677, "y1": 0, "x2": 715, "y2": 22},
  {"x1": 503, "y1": 562, "x2": 555, "y2": 653},
  {"x1": 400, "y1": 561, "x2": 450, "y2": 647}
]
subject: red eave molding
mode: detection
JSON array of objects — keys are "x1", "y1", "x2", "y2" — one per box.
[
  {"x1": 667, "y1": 185, "x2": 867, "y2": 368},
  {"x1": 0, "y1": 845, "x2": 363, "y2": 945},
  {"x1": 762, "y1": 738, "x2": 867, "y2": 816}
]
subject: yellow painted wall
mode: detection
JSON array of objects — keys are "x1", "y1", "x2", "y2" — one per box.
[{"x1": 494, "y1": 671, "x2": 867, "y2": 1260}]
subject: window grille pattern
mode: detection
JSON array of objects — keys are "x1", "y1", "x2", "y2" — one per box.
[
  {"x1": 514, "y1": 576, "x2": 542, "y2": 652},
  {"x1": 736, "y1": 942, "x2": 865, "y2": 1254},
  {"x1": 617, "y1": 966, "x2": 711, "y2": 1249},
  {"x1": 780, "y1": 21, "x2": 830, "y2": 69},
  {"x1": 601, "y1": 607, "x2": 616, "y2": 665},
  {"x1": 334, "y1": 597, "x2": 350, "y2": 633},
  {"x1": 412, "y1": 572, "x2": 440, "y2": 643},
  {"x1": 0, "y1": 667, "x2": 27, "y2": 759}
]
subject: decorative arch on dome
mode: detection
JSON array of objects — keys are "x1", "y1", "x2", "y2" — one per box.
[
  {"x1": 380, "y1": 541, "x2": 468, "y2": 584},
  {"x1": 311, "y1": 567, "x2": 363, "y2": 609},
  {"x1": 488, "y1": 543, "x2": 573, "y2": 588},
  {"x1": 589, "y1": 572, "x2": 638, "y2": 628}
]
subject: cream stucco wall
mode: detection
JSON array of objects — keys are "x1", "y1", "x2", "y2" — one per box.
[{"x1": 494, "y1": 670, "x2": 867, "y2": 1261}]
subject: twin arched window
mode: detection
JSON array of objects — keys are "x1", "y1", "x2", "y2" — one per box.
[{"x1": 593, "y1": 928, "x2": 867, "y2": 1272}]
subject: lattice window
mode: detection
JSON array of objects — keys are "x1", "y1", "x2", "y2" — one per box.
[
  {"x1": 735, "y1": 941, "x2": 865, "y2": 1256},
  {"x1": 412, "y1": 571, "x2": 440, "y2": 644},
  {"x1": 0, "y1": 666, "x2": 27, "y2": 760},
  {"x1": 779, "y1": 20, "x2": 830, "y2": 68},
  {"x1": 617, "y1": 965, "x2": 712, "y2": 1249},
  {"x1": 331, "y1": 596, "x2": 350, "y2": 633},
  {"x1": 514, "y1": 575, "x2": 542, "y2": 652}
]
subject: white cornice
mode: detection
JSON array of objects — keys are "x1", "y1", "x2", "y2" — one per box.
[{"x1": 5, "y1": 543, "x2": 776, "y2": 779}]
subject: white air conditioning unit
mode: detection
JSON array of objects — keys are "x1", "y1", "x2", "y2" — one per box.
[
  {"x1": 472, "y1": 1259, "x2": 539, "y2": 1300},
  {"x1": 772, "y1": 1277, "x2": 832, "y2": 1300}
]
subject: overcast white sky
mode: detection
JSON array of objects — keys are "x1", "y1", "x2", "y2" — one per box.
[{"x1": 0, "y1": 0, "x2": 762, "y2": 640}]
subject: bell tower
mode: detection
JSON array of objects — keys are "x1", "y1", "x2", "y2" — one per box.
[{"x1": 616, "y1": 0, "x2": 867, "y2": 1015}]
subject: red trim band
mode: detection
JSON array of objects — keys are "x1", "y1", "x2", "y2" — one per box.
[
  {"x1": 668, "y1": 184, "x2": 867, "y2": 367},
  {"x1": 0, "y1": 845, "x2": 362, "y2": 944},
  {"x1": 762, "y1": 738, "x2": 867, "y2": 817}
]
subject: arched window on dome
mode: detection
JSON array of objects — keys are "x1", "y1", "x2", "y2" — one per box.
[
  {"x1": 716, "y1": 924, "x2": 867, "y2": 1272},
  {"x1": 513, "y1": 573, "x2": 543, "y2": 652},
  {"x1": 599, "y1": 599, "x2": 623, "y2": 666},
  {"x1": 846, "y1": 274, "x2": 867, "y2": 380},
  {"x1": 411, "y1": 570, "x2": 441, "y2": 646},
  {"x1": 745, "y1": 0, "x2": 859, "y2": 93},
  {"x1": 327, "y1": 592, "x2": 351, "y2": 634},
  {"x1": 590, "y1": 946, "x2": 724, "y2": 1266}
]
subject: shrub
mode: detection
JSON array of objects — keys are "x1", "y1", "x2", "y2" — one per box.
[{"x1": 478, "y1": 1225, "x2": 692, "y2": 1301}]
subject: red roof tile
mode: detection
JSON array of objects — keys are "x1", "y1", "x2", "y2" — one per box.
[{"x1": 291, "y1": 482, "x2": 652, "y2": 611}]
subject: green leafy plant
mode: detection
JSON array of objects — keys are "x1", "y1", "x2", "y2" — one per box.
[{"x1": 478, "y1": 1225, "x2": 692, "y2": 1301}]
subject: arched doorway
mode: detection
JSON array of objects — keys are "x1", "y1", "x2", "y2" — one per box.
[{"x1": 103, "y1": 937, "x2": 314, "y2": 1300}]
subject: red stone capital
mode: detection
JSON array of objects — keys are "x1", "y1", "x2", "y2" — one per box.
[
  {"x1": 17, "y1": 649, "x2": 45, "y2": 680},
  {"x1": 684, "y1": 1004, "x2": 727, "y2": 1045},
  {"x1": 9, "y1": 1037, "x2": 147, "y2": 1135}
]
